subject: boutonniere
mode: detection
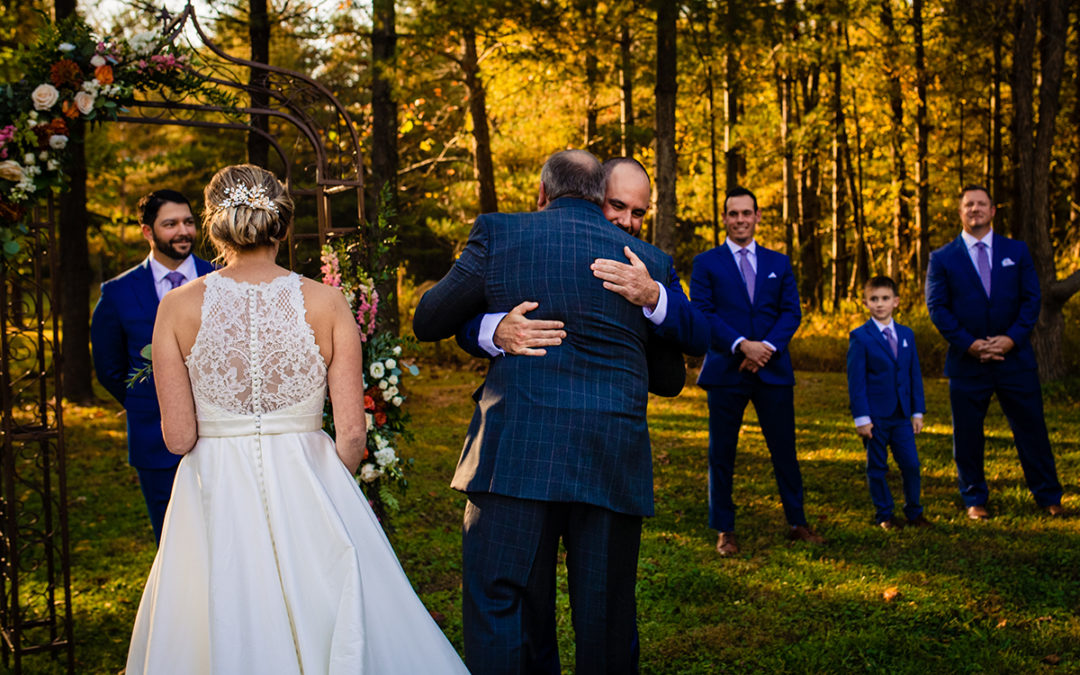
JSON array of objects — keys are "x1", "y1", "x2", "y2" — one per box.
[
  {"x1": 1002, "y1": 258, "x2": 1015, "y2": 267},
  {"x1": 768, "y1": 272, "x2": 778, "y2": 279}
]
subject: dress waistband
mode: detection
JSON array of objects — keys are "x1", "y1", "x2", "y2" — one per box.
[{"x1": 198, "y1": 413, "x2": 324, "y2": 438}]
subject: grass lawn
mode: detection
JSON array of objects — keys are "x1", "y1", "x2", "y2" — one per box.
[{"x1": 21, "y1": 367, "x2": 1079, "y2": 674}]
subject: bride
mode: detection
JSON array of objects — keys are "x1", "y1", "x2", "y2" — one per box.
[{"x1": 126, "y1": 164, "x2": 468, "y2": 674}]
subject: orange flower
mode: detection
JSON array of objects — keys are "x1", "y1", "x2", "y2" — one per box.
[
  {"x1": 61, "y1": 100, "x2": 79, "y2": 118},
  {"x1": 374, "y1": 412, "x2": 387, "y2": 426},
  {"x1": 49, "y1": 59, "x2": 82, "y2": 88},
  {"x1": 94, "y1": 65, "x2": 114, "y2": 85}
]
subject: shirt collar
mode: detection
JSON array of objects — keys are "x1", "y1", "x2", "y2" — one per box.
[
  {"x1": 961, "y1": 229, "x2": 993, "y2": 250},
  {"x1": 148, "y1": 253, "x2": 196, "y2": 284},
  {"x1": 724, "y1": 238, "x2": 757, "y2": 257},
  {"x1": 871, "y1": 317, "x2": 894, "y2": 333}
]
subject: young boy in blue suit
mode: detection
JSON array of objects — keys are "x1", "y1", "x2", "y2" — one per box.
[{"x1": 846, "y1": 276, "x2": 931, "y2": 529}]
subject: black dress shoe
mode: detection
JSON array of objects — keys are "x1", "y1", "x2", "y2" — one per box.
[
  {"x1": 906, "y1": 515, "x2": 933, "y2": 528},
  {"x1": 878, "y1": 517, "x2": 906, "y2": 531}
]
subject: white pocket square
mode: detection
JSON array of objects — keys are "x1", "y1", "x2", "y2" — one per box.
[
  {"x1": 1002, "y1": 258, "x2": 1015, "y2": 267},
  {"x1": 768, "y1": 272, "x2": 778, "y2": 279},
  {"x1": 902, "y1": 339, "x2": 909, "y2": 348}
]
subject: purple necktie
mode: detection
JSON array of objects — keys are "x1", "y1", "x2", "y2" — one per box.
[
  {"x1": 738, "y1": 248, "x2": 755, "y2": 303},
  {"x1": 975, "y1": 241, "x2": 991, "y2": 297},
  {"x1": 883, "y1": 325, "x2": 898, "y2": 358},
  {"x1": 164, "y1": 270, "x2": 186, "y2": 290}
]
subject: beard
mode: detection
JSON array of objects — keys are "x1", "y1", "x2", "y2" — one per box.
[{"x1": 153, "y1": 232, "x2": 193, "y2": 261}]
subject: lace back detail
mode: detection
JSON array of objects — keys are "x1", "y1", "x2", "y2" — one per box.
[{"x1": 187, "y1": 273, "x2": 327, "y2": 420}]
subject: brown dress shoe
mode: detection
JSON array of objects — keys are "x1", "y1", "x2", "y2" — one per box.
[
  {"x1": 879, "y1": 517, "x2": 906, "y2": 530},
  {"x1": 716, "y1": 532, "x2": 739, "y2": 556},
  {"x1": 966, "y1": 505, "x2": 990, "y2": 520},
  {"x1": 906, "y1": 515, "x2": 933, "y2": 528},
  {"x1": 788, "y1": 525, "x2": 825, "y2": 543},
  {"x1": 1046, "y1": 504, "x2": 1066, "y2": 517}
]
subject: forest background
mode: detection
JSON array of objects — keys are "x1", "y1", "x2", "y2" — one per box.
[{"x1": 2, "y1": 0, "x2": 1079, "y2": 395}]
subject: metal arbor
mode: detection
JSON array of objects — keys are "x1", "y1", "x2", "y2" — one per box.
[{"x1": 0, "y1": 4, "x2": 366, "y2": 672}]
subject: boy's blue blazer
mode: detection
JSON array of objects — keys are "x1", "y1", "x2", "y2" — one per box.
[{"x1": 846, "y1": 320, "x2": 926, "y2": 420}]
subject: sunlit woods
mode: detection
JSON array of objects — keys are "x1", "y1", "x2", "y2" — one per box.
[{"x1": 3, "y1": 0, "x2": 1077, "y2": 379}]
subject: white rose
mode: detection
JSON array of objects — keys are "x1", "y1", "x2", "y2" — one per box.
[
  {"x1": 0, "y1": 160, "x2": 24, "y2": 182},
  {"x1": 359, "y1": 464, "x2": 381, "y2": 483},
  {"x1": 384, "y1": 358, "x2": 396, "y2": 370},
  {"x1": 369, "y1": 362, "x2": 385, "y2": 379},
  {"x1": 58, "y1": 42, "x2": 76, "y2": 52},
  {"x1": 391, "y1": 395, "x2": 403, "y2": 407},
  {"x1": 46, "y1": 159, "x2": 59, "y2": 171},
  {"x1": 31, "y1": 84, "x2": 59, "y2": 111},
  {"x1": 90, "y1": 54, "x2": 106, "y2": 67},
  {"x1": 375, "y1": 434, "x2": 389, "y2": 450},
  {"x1": 378, "y1": 379, "x2": 388, "y2": 390},
  {"x1": 365, "y1": 412, "x2": 374, "y2": 428},
  {"x1": 38, "y1": 151, "x2": 48, "y2": 161},
  {"x1": 392, "y1": 345, "x2": 402, "y2": 356},
  {"x1": 23, "y1": 153, "x2": 35, "y2": 164},
  {"x1": 74, "y1": 91, "x2": 95, "y2": 115},
  {"x1": 49, "y1": 135, "x2": 68, "y2": 150},
  {"x1": 374, "y1": 447, "x2": 396, "y2": 467},
  {"x1": 388, "y1": 374, "x2": 398, "y2": 385}
]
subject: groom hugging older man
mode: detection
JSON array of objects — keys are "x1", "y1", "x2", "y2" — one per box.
[{"x1": 414, "y1": 150, "x2": 706, "y2": 674}]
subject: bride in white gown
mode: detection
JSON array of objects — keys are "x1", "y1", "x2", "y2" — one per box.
[{"x1": 126, "y1": 164, "x2": 469, "y2": 674}]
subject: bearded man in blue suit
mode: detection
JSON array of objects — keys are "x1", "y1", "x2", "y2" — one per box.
[
  {"x1": 414, "y1": 150, "x2": 684, "y2": 674},
  {"x1": 91, "y1": 190, "x2": 214, "y2": 543},
  {"x1": 690, "y1": 186, "x2": 824, "y2": 556},
  {"x1": 925, "y1": 185, "x2": 1064, "y2": 519}
]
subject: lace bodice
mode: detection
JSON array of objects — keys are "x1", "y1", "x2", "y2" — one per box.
[{"x1": 186, "y1": 272, "x2": 327, "y2": 421}]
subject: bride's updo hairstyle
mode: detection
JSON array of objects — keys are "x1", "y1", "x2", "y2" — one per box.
[{"x1": 203, "y1": 164, "x2": 294, "y2": 255}]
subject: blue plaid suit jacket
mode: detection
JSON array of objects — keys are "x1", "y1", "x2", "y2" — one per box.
[{"x1": 414, "y1": 198, "x2": 681, "y2": 517}]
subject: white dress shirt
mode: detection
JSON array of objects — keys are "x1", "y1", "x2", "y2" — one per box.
[
  {"x1": 148, "y1": 254, "x2": 197, "y2": 302},
  {"x1": 960, "y1": 229, "x2": 993, "y2": 274},
  {"x1": 853, "y1": 316, "x2": 923, "y2": 428}
]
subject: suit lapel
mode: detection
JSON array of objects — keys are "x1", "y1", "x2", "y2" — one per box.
[
  {"x1": 753, "y1": 247, "x2": 769, "y2": 308},
  {"x1": 866, "y1": 321, "x2": 896, "y2": 362},
  {"x1": 953, "y1": 236, "x2": 989, "y2": 300},
  {"x1": 133, "y1": 257, "x2": 160, "y2": 315},
  {"x1": 989, "y1": 235, "x2": 1008, "y2": 301}
]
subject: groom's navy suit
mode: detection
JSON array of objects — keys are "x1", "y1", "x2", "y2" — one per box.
[
  {"x1": 690, "y1": 241, "x2": 807, "y2": 533},
  {"x1": 91, "y1": 255, "x2": 214, "y2": 542},
  {"x1": 925, "y1": 233, "x2": 1062, "y2": 507},
  {"x1": 414, "y1": 198, "x2": 682, "y2": 674}
]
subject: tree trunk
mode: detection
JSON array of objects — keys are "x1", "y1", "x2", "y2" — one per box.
[
  {"x1": 462, "y1": 26, "x2": 498, "y2": 215},
  {"x1": 879, "y1": 0, "x2": 910, "y2": 287},
  {"x1": 845, "y1": 86, "x2": 869, "y2": 294},
  {"x1": 653, "y1": 0, "x2": 678, "y2": 253},
  {"x1": 371, "y1": 0, "x2": 399, "y2": 334},
  {"x1": 723, "y1": 0, "x2": 740, "y2": 188},
  {"x1": 913, "y1": 0, "x2": 930, "y2": 283},
  {"x1": 619, "y1": 23, "x2": 634, "y2": 157},
  {"x1": 247, "y1": 0, "x2": 271, "y2": 168},
  {"x1": 798, "y1": 66, "x2": 823, "y2": 310},
  {"x1": 830, "y1": 19, "x2": 847, "y2": 309},
  {"x1": 1011, "y1": 0, "x2": 1077, "y2": 382},
  {"x1": 990, "y1": 35, "x2": 1008, "y2": 235},
  {"x1": 53, "y1": 0, "x2": 93, "y2": 402},
  {"x1": 579, "y1": 0, "x2": 598, "y2": 149},
  {"x1": 780, "y1": 73, "x2": 796, "y2": 259}
]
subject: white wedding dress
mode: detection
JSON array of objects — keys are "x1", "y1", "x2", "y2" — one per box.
[{"x1": 126, "y1": 272, "x2": 469, "y2": 674}]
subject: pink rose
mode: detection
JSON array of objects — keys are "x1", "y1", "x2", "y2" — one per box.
[
  {"x1": 74, "y1": 91, "x2": 95, "y2": 115},
  {"x1": 31, "y1": 84, "x2": 60, "y2": 111}
]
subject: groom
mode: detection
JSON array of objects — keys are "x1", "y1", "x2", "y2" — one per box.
[
  {"x1": 91, "y1": 189, "x2": 214, "y2": 543},
  {"x1": 414, "y1": 150, "x2": 682, "y2": 674}
]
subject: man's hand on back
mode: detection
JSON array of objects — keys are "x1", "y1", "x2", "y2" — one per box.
[
  {"x1": 493, "y1": 301, "x2": 566, "y2": 356},
  {"x1": 591, "y1": 247, "x2": 661, "y2": 310}
]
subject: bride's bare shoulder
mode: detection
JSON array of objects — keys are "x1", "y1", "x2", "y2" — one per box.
[{"x1": 299, "y1": 276, "x2": 351, "y2": 315}]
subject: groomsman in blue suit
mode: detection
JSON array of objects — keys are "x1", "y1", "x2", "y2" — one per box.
[
  {"x1": 91, "y1": 190, "x2": 215, "y2": 543},
  {"x1": 847, "y1": 275, "x2": 930, "y2": 530},
  {"x1": 690, "y1": 186, "x2": 823, "y2": 556},
  {"x1": 926, "y1": 185, "x2": 1064, "y2": 519}
]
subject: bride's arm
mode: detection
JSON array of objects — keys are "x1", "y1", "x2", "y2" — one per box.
[
  {"x1": 153, "y1": 293, "x2": 198, "y2": 454},
  {"x1": 326, "y1": 289, "x2": 367, "y2": 473}
]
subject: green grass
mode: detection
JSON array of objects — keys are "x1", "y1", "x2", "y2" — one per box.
[{"x1": 9, "y1": 368, "x2": 1079, "y2": 674}]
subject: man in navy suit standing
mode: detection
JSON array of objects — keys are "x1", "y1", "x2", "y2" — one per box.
[
  {"x1": 690, "y1": 186, "x2": 824, "y2": 556},
  {"x1": 91, "y1": 190, "x2": 215, "y2": 543},
  {"x1": 925, "y1": 185, "x2": 1064, "y2": 519},
  {"x1": 414, "y1": 150, "x2": 683, "y2": 674}
]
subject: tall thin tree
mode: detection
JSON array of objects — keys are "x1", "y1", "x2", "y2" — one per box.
[{"x1": 653, "y1": 0, "x2": 678, "y2": 253}]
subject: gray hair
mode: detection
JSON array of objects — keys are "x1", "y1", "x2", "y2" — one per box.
[{"x1": 540, "y1": 149, "x2": 606, "y2": 207}]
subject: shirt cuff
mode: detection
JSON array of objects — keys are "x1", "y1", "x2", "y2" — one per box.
[
  {"x1": 642, "y1": 281, "x2": 667, "y2": 325},
  {"x1": 731, "y1": 336, "x2": 746, "y2": 354},
  {"x1": 478, "y1": 312, "x2": 507, "y2": 357},
  {"x1": 912, "y1": 413, "x2": 923, "y2": 419},
  {"x1": 853, "y1": 416, "x2": 872, "y2": 428},
  {"x1": 762, "y1": 340, "x2": 777, "y2": 352}
]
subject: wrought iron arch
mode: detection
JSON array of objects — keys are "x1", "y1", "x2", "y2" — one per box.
[{"x1": 1, "y1": 5, "x2": 368, "y2": 672}]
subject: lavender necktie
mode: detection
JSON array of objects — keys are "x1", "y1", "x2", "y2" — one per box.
[
  {"x1": 975, "y1": 241, "x2": 991, "y2": 297},
  {"x1": 738, "y1": 248, "x2": 755, "y2": 303},
  {"x1": 164, "y1": 270, "x2": 186, "y2": 290},
  {"x1": 883, "y1": 325, "x2": 898, "y2": 358}
]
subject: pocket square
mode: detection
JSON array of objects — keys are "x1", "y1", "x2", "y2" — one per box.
[
  {"x1": 1002, "y1": 258, "x2": 1015, "y2": 267},
  {"x1": 768, "y1": 272, "x2": 778, "y2": 279},
  {"x1": 902, "y1": 339, "x2": 909, "y2": 348}
]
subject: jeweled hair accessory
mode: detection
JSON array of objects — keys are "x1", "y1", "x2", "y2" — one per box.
[{"x1": 218, "y1": 183, "x2": 280, "y2": 214}]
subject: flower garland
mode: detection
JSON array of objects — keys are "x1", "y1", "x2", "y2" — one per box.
[
  {"x1": 321, "y1": 241, "x2": 416, "y2": 518},
  {"x1": 0, "y1": 16, "x2": 227, "y2": 259}
]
